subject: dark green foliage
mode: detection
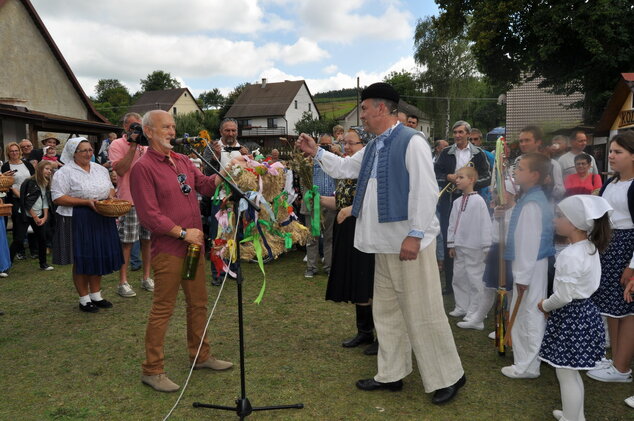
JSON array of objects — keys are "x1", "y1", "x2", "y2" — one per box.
[
  {"x1": 198, "y1": 88, "x2": 225, "y2": 110},
  {"x1": 91, "y1": 79, "x2": 132, "y2": 124},
  {"x1": 434, "y1": 0, "x2": 634, "y2": 123},
  {"x1": 294, "y1": 111, "x2": 338, "y2": 137},
  {"x1": 139, "y1": 70, "x2": 181, "y2": 93}
]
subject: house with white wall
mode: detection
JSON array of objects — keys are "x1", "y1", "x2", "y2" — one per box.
[
  {"x1": 128, "y1": 88, "x2": 202, "y2": 117},
  {"x1": 225, "y1": 79, "x2": 319, "y2": 146}
]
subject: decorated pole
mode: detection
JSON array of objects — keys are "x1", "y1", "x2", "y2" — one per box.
[{"x1": 493, "y1": 136, "x2": 509, "y2": 356}]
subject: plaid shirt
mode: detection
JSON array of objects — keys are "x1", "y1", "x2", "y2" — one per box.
[{"x1": 313, "y1": 159, "x2": 336, "y2": 197}]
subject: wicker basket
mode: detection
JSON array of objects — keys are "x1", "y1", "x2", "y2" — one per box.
[
  {"x1": 0, "y1": 176, "x2": 14, "y2": 192},
  {"x1": 95, "y1": 199, "x2": 131, "y2": 218},
  {"x1": 0, "y1": 203, "x2": 12, "y2": 217}
]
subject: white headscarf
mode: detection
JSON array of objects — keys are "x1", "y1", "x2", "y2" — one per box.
[
  {"x1": 558, "y1": 195, "x2": 613, "y2": 232},
  {"x1": 60, "y1": 137, "x2": 87, "y2": 165}
]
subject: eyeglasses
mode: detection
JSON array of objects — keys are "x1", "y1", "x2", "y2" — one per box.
[
  {"x1": 177, "y1": 173, "x2": 191, "y2": 195},
  {"x1": 75, "y1": 148, "x2": 93, "y2": 154}
]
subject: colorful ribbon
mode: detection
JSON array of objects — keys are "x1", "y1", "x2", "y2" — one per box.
[{"x1": 303, "y1": 185, "x2": 320, "y2": 236}]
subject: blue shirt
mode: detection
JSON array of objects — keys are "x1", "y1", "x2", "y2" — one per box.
[{"x1": 313, "y1": 159, "x2": 336, "y2": 197}]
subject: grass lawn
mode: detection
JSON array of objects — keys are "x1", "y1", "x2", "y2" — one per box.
[{"x1": 0, "y1": 250, "x2": 631, "y2": 420}]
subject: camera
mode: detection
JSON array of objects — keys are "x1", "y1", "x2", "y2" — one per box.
[
  {"x1": 320, "y1": 144, "x2": 331, "y2": 152},
  {"x1": 127, "y1": 122, "x2": 149, "y2": 146}
]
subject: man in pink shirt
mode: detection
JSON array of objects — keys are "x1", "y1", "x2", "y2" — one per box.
[
  {"x1": 130, "y1": 110, "x2": 232, "y2": 393},
  {"x1": 109, "y1": 112, "x2": 153, "y2": 297}
]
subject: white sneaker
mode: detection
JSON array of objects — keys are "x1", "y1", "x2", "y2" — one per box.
[
  {"x1": 587, "y1": 364, "x2": 632, "y2": 383},
  {"x1": 448, "y1": 308, "x2": 466, "y2": 318},
  {"x1": 0, "y1": 272, "x2": 7, "y2": 278},
  {"x1": 488, "y1": 331, "x2": 496, "y2": 340},
  {"x1": 303, "y1": 255, "x2": 307, "y2": 262},
  {"x1": 501, "y1": 365, "x2": 539, "y2": 379},
  {"x1": 594, "y1": 357, "x2": 613, "y2": 370},
  {"x1": 457, "y1": 320, "x2": 484, "y2": 330},
  {"x1": 625, "y1": 395, "x2": 634, "y2": 409},
  {"x1": 141, "y1": 278, "x2": 155, "y2": 292},
  {"x1": 117, "y1": 282, "x2": 137, "y2": 297},
  {"x1": 552, "y1": 409, "x2": 563, "y2": 420}
]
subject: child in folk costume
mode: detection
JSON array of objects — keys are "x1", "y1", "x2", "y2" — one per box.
[
  {"x1": 459, "y1": 178, "x2": 517, "y2": 331},
  {"x1": 538, "y1": 195, "x2": 612, "y2": 421},
  {"x1": 447, "y1": 166, "x2": 492, "y2": 322},
  {"x1": 502, "y1": 153, "x2": 555, "y2": 379}
]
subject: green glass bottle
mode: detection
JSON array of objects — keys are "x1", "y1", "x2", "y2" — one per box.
[{"x1": 182, "y1": 244, "x2": 201, "y2": 280}]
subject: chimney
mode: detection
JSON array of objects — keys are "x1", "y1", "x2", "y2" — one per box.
[{"x1": 262, "y1": 78, "x2": 267, "y2": 88}]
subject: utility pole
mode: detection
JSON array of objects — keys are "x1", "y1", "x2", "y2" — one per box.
[{"x1": 356, "y1": 77, "x2": 360, "y2": 126}]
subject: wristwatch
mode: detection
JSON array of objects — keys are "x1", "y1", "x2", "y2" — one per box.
[{"x1": 178, "y1": 229, "x2": 187, "y2": 240}]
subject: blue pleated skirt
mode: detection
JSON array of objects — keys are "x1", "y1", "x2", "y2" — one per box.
[
  {"x1": 539, "y1": 299, "x2": 605, "y2": 369},
  {"x1": 0, "y1": 217, "x2": 11, "y2": 272},
  {"x1": 72, "y1": 206, "x2": 123, "y2": 275}
]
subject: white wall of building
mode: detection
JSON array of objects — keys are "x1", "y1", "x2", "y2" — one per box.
[{"x1": 284, "y1": 84, "x2": 315, "y2": 135}]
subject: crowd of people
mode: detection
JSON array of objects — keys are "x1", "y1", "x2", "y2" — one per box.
[{"x1": 0, "y1": 82, "x2": 632, "y2": 418}]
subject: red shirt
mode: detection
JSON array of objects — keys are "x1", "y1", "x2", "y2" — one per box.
[
  {"x1": 130, "y1": 147, "x2": 218, "y2": 258},
  {"x1": 564, "y1": 173, "x2": 602, "y2": 197}
]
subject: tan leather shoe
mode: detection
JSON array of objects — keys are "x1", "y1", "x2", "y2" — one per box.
[
  {"x1": 141, "y1": 373, "x2": 180, "y2": 392},
  {"x1": 194, "y1": 357, "x2": 233, "y2": 371}
]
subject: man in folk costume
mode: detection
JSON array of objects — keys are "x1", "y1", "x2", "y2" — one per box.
[{"x1": 297, "y1": 83, "x2": 466, "y2": 405}]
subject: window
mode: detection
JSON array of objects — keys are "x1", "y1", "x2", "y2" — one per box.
[
  {"x1": 295, "y1": 100, "x2": 298, "y2": 109},
  {"x1": 173, "y1": 107, "x2": 177, "y2": 115},
  {"x1": 267, "y1": 118, "x2": 277, "y2": 129},
  {"x1": 308, "y1": 103, "x2": 311, "y2": 111}
]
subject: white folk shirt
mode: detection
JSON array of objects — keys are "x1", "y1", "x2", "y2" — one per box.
[
  {"x1": 447, "y1": 192, "x2": 492, "y2": 249},
  {"x1": 220, "y1": 142, "x2": 243, "y2": 169},
  {"x1": 602, "y1": 179, "x2": 634, "y2": 268},
  {"x1": 51, "y1": 161, "x2": 114, "y2": 216},
  {"x1": 315, "y1": 128, "x2": 440, "y2": 254},
  {"x1": 541, "y1": 240, "x2": 601, "y2": 312},
  {"x1": 512, "y1": 201, "x2": 546, "y2": 286}
]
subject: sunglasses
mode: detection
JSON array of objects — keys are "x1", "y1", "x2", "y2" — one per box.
[{"x1": 177, "y1": 173, "x2": 192, "y2": 195}]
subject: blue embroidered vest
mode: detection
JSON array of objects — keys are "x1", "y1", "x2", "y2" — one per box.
[
  {"x1": 351, "y1": 124, "x2": 417, "y2": 222},
  {"x1": 505, "y1": 186, "x2": 555, "y2": 261}
]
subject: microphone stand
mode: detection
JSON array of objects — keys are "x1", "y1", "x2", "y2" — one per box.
[{"x1": 181, "y1": 142, "x2": 304, "y2": 419}]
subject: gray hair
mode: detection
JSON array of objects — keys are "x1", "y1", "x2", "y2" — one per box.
[
  {"x1": 141, "y1": 110, "x2": 161, "y2": 129},
  {"x1": 220, "y1": 117, "x2": 238, "y2": 130},
  {"x1": 452, "y1": 120, "x2": 471, "y2": 133},
  {"x1": 123, "y1": 112, "x2": 142, "y2": 126}
]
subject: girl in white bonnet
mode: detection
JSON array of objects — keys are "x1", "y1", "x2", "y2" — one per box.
[{"x1": 537, "y1": 195, "x2": 613, "y2": 421}]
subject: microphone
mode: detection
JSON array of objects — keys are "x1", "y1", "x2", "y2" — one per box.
[{"x1": 170, "y1": 136, "x2": 204, "y2": 146}]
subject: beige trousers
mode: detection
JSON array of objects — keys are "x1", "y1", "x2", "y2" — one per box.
[{"x1": 373, "y1": 242, "x2": 464, "y2": 392}]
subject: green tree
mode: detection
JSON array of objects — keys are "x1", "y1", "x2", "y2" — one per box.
[
  {"x1": 294, "y1": 111, "x2": 337, "y2": 138},
  {"x1": 434, "y1": 0, "x2": 634, "y2": 123},
  {"x1": 198, "y1": 88, "x2": 225, "y2": 110},
  {"x1": 219, "y1": 82, "x2": 250, "y2": 119},
  {"x1": 383, "y1": 70, "x2": 419, "y2": 99},
  {"x1": 414, "y1": 16, "x2": 482, "y2": 138},
  {"x1": 174, "y1": 110, "x2": 220, "y2": 139},
  {"x1": 92, "y1": 78, "x2": 131, "y2": 124},
  {"x1": 139, "y1": 70, "x2": 181, "y2": 92}
]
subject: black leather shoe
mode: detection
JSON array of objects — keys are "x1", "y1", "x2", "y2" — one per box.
[
  {"x1": 211, "y1": 278, "x2": 222, "y2": 286},
  {"x1": 356, "y1": 378, "x2": 403, "y2": 392},
  {"x1": 92, "y1": 299, "x2": 113, "y2": 309},
  {"x1": 363, "y1": 341, "x2": 378, "y2": 355},
  {"x1": 432, "y1": 374, "x2": 466, "y2": 404},
  {"x1": 342, "y1": 332, "x2": 374, "y2": 348},
  {"x1": 79, "y1": 302, "x2": 99, "y2": 313}
]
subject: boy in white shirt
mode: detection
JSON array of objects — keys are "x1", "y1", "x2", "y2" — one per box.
[{"x1": 447, "y1": 166, "x2": 492, "y2": 322}]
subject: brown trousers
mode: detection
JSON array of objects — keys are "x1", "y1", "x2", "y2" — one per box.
[{"x1": 142, "y1": 253, "x2": 210, "y2": 375}]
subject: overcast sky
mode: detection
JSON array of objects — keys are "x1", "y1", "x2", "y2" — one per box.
[{"x1": 30, "y1": 0, "x2": 439, "y2": 98}]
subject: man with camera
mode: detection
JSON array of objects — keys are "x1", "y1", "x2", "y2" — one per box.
[{"x1": 108, "y1": 112, "x2": 154, "y2": 297}]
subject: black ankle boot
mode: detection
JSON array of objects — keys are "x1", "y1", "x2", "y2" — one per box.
[{"x1": 342, "y1": 305, "x2": 374, "y2": 347}]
